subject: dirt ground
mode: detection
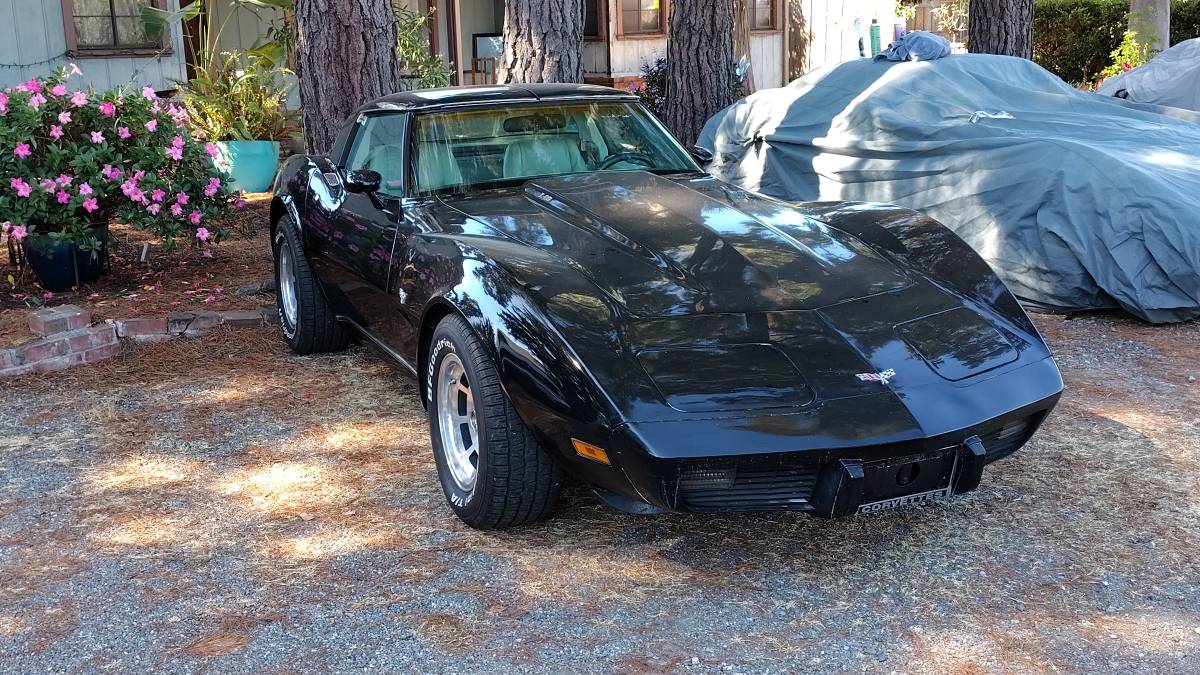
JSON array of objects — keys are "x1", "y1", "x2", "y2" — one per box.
[
  {"x1": 0, "y1": 195, "x2": 275, "y2": 348},
  {"x1": 1, "y1": 312, "x2": 1198, "y2": 673}
]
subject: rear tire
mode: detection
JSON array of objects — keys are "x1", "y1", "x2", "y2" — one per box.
[
  {"x1": 427, "y1": 314, "x2": 562, "y2": 529},
  {"x1": 272, "y1": 221, "x2": 350, "y2": 355}
]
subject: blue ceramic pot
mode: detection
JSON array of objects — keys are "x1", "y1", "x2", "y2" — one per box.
[
  {"x1": 24, "y1": 237, "x2": 107, "y2": 292},
  {"x1": 218, "y1": 140, "x2": 280, "y2": 193}
]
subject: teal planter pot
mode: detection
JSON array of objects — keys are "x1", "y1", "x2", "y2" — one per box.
[{"x1": 218, "y1": 140, "x2": 280, "y2": 193}]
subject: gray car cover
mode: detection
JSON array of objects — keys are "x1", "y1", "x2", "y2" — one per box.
[
  {"x1": 1097, "y1": 38, "x2": 1200, "y2": 112},
  {"x1": 698, "y1": 53, "x2": 1200, "y2": 323}
]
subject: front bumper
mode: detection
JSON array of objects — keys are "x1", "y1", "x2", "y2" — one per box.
[{"x1": 600, "y1": 393, "x2": 1058, "y2": 516}]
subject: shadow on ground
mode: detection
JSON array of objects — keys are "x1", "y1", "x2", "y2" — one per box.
[{"x1": 1, "y1": 315, "x2": 1198, "y2": 673}]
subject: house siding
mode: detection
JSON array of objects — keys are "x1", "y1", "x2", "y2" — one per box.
[{"x1": 0, "y1": 0, "x2": 186, "y2": 92}]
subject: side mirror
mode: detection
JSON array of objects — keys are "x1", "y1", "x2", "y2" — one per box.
[
  {"x1": 344, "y1": 169, "x2": 382, "y2": 194},
  {"x1": 690, "y1": 146, "x2": 714, "y2": 166}
]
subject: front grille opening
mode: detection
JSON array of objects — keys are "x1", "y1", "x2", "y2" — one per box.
[
  {"x1": 677, "y1": 466, "x2": 818, "y2": 511},
  {"x1": 980, "y1": 416, "x2": 1036, "y2": 462}
]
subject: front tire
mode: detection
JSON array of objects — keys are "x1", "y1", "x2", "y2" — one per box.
[
  {"x1": 272, "y1": 222, "x2": 350, "y2": 354},
  {"x1": 427, "y1": 314, "x2": 562, "y2": 529}
]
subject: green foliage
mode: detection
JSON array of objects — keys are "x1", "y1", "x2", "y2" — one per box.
[
  {"x1": 0, "y1": 68, "x2": 238, "y2": 253},
  {"x1": 932, "y1": 0, "x2": 969, "y2": 37},
  {"x1": 1034, "y1": 0, "x2": 1200, "y2": 85},
  {"x1": 393, "y1": 3, "x2": 452, "y2": 88},
  {"x1": 633, "y1": 58, "x2": 668, "y2": 120},
  {"x1": 1097, "y1": 30, "x2": 1155, "y2": 81},
  {"x1": 181, "y1": 54, "x2": 293, "y2": 141}
]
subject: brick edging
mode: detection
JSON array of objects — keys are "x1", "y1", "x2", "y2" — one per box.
[{"x1": 1, "y1": 305, "x2": 279, "y2": 378}]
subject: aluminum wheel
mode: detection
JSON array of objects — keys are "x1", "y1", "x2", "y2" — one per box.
[
  {"x1": 436, "y1": 353, "x2": 479, "y2": 492},
  {"x1": 277, "y1": 242, "x2": 298, "y2": 328}
]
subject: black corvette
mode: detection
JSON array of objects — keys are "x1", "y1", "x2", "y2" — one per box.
[{"x1": 269, "y1": 84, "x2": 1062, "y2": 529}]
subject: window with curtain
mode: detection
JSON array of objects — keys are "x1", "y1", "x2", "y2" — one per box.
[
  {"x1": 584, "y1": 0, "x2": 601, "y2": 38},
  {"x1": 619, "y1": 0, "x2": 663, "y2": 36},
  {"x1": 750, "y1": 0, "x2": 776, "y2": 31},
  {"x1": 65, "y1": 0, "x2": 160, "y2": 52}
]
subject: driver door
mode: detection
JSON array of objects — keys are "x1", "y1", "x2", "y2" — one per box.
[{"x1": 307, "y1": 113, "x2": 415, "y2": 350}]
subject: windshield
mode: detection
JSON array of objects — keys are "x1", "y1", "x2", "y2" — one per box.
[{"x1": 411, "y1": 102, "x2": 698, "y2": 194}]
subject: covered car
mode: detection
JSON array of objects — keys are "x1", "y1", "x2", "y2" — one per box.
[
  {"x1": 699, "y1": 53, "x2": 1200, "y2": 323},
  {"x1": 1098, "y1": 37, "x2": 1200, "y2": 112}
]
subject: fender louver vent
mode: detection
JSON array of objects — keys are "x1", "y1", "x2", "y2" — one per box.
[
  {"x1": 677, "y1": 467, "x2": 819, "y2": 511},
  {"x1": 980, "y1": 417, "x2": 1035, "y2": 462}
]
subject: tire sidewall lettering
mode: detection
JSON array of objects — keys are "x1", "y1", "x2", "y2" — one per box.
[{"x1": 428, "y1": 333, "x2": 476, "y2": 510}]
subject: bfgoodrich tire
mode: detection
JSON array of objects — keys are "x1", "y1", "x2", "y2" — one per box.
[
  {"x1": 272, "y1": 222, "x2": 350, "y2": 354},
  {"x1": 426, "y1": 314, "x2": 562, "y2": 529}
]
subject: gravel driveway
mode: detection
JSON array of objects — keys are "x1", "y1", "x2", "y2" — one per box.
[{"x1": 1, "y1": 314, "x2": 1198, "y2": 673}]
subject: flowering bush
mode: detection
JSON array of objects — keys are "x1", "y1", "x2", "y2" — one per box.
[{"x1": 0, "y1": 66, "x2": 242, "y2": 256}]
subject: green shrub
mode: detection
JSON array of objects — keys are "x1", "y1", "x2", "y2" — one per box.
[{"x1": 1034, "y1": 0, "x2": 1200, "y2": 85}]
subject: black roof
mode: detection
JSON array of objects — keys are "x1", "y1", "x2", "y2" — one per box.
[{"x1": 354, "y1": 83, "x2": 637, "y2": 115}]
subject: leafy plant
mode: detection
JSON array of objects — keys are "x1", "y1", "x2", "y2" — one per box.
[
  {"x1": 931, "y1": 0, "x2": 969, "y2": 43},
  {"x1": 181, "y1": 53, "x2": 293, "y2": 141},
  {"x1": 633, "y1": 58, "x2": 668, "y2": 120},
  {"x1": 144, "y1": 0, "x2": 295, "y2": 140},
  {"x1": 0, "y1": 67, "x2": 240, "y2": 255},
  {"x1": 1096, "y1": 30, "x2": 1155, "y2": 82},
  {"x1": 393, "y1": 3, "x2": 452, "y2": 88}
]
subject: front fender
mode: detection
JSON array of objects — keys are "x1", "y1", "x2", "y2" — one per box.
[{"x1": 410, "y1": 236, "x2": 622, "y2": 460}]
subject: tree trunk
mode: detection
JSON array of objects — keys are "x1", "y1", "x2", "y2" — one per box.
[
  {"x1": 497, "y1": 0, "x2": 584, "y2": 83},
  {"x1": 665, "y1": 0, "x2": 736, "y2": 147},
  {"x1": 786, "y1": 0, "x2": 810, "y2": 82},
  {"x1": 967, "y1": 0, "x2": 1034, "y2": 59},
  {"x1": 294, "y1": 0, "x2": 400, "y2": 154},
  {"x1": 732, "y1": 0, "x2": 755, "y2": 94},
  {"x1": 1130, "y1": 0, "x2": 1170, "y2": 53}
]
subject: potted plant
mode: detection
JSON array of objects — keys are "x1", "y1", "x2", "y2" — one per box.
[
  {"x1": 180, "y1": 53, "x2": 294, "y2": 193},
  {"x1": 0, "y1": 67, "x2": 238, "y2": 292},
  {"x1": 143, "y1": 0, "x2": 294, "y2": 193}
]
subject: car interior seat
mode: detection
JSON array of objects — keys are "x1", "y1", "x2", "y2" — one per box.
[
  {"x1": 502, "y1": 136, "x2": 587, "y2": 179},
  {"x1": 414, "y1": 141, "x2": 464, "y2": 192}
]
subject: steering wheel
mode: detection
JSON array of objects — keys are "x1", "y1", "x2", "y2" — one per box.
[{"x1": 598, "y1": 152, "x2": 655, "y2": 170}]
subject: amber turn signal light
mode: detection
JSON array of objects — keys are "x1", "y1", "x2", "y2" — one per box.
[{"x1": 571, "y1": 438, "x2": 610, "y2": 465}]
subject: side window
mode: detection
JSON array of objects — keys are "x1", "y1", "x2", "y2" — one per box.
[{"x1": 343, "y1": 114, "x2": 410, "y2": 196}]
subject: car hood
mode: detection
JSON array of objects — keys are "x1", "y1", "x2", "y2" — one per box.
[{"x1": 441, "y1": 171, "x2": 911, "y2": 317}]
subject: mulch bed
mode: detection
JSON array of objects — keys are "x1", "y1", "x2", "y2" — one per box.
[{"x1": 0, "y1": 194, "x2": 275, "y2": 347}]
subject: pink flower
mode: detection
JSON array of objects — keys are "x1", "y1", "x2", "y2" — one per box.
[
  {"x1": 146, "y1": 203, "x2": 161, "y2": 215},
  {"x1": 151, "y1": 189, "x2": 165, "y2": 202},
  {"x1": 56, "y1": 174, "x2": 72, "y2": 186},
  {"x1": 170, "y1": 203, "x2": 183, "y2": 217},
  {"x1": 10, "y1": 225, "x2": 27, "y2": 241},
  {"x1": 235, "y1": 197, "x2": 246, "y2": 209},
  {"x1": 99, "y1": 101, "x2": 116, "y2": 117},
  {"x1": 90, "y1": 131, "x2": 104, "y2": 144},
  {"x1": 82, "y1": 197, "x2": 98, "y2": 213},
  {"x1": 40, "y1": 179, "x2": 56, "y2": 193},
  {"x1": 204, "y1": 176, "x2": 221, "y2": 197},
  {"x1": 204, "y1": 142, "x2": 219, "y2": 157},
  {"x1": 49, "y1": 125, "x2": 63, "y2": 140},
  {"x1": 101, "y1": 165, "x2": 120, "y2": 181},
  {"x1": 78, "y1": 182, "x2": 92, "y2": 196},
  {"x1": 145, "y1": 118, "x2": 158, "y2": 132},
  {"x1": 28, "y1": 94, "x2": 46, "y2": 110},
  {"x1": 22, "y1": 78, "x2": 41, "y2": 94},
  {"x1": 13, "y1": 142, "x2": 31, "y2": 158},
  {"x1": 142, "y1": 86, "x2": 157, "y2": 100},
  {"x1": 42, "y1": 291, "x2": 53, "y2": 300},
  {"x1": 10, "y1": 178, "x2": 32, "y2": 197},
  {"x1": 57, "y1": 110, "x2": 71, "y2": 125},
  {"x1": 56, "y1": 190, "x2": 70, "y2": 205},
  {"x1": 195, "y1": 226, "x2": 210, "y2": 240},
  {"x1": 117, "y1": 126, "x2": 131, "y2": 140},
  {"x1": 1, "y1": 221, "x2": 8, "y2": 233},
  {"x1": 70, "y1": 91, "x2": 87, "y2": 107},
  {"x1": 175, "y1": 192, "x2": 189, "y2": 205},
  {"x1": 51, "y1": 84, "x2": 67, "y2": 97},
  {"x1": 188, "y1": 211, "x2": 202, "y2": 225},
  {"x1": 166, "y1": 146, "x2": 183, "y2": 161},
  {"x1": 128, "y1": 188, "x2": 145, "y2": 203},
  {"x1": 171, "y1": 135, "x2": 184, "y2": 149}
]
